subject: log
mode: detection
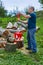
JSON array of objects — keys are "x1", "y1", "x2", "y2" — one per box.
[
  {"x1": 5, "y1": 43, "x2": 16, "y2": 52},
  {"x1": 17, "y1": 22, "x2": 28, "y2": 28},
  {"x1": 15, "y1": 40, "x2": 24, "y2": 49},
  {"x1": 17, "y1": 41, "x2": 24, "y2": 49},
  {"x1": 0, "y1": 38, "x2": 7, "y2": 48}
]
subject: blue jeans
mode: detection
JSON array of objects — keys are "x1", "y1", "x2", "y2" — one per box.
[{"x1": 27, "y1": 28, "x2": 37, "y2": 52}]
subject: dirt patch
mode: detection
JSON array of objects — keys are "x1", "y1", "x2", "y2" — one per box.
[{"x1": 18, "y1": 47, "x2": 31, "y2": 55}]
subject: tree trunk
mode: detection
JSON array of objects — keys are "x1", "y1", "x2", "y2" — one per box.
[{"x1": 5, "y1": 43, "x2": 16, "y2": 52}]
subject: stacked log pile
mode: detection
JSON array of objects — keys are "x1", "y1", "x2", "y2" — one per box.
[{"x1": 0, "y1": 21, "x2": 40, "y2": 51}]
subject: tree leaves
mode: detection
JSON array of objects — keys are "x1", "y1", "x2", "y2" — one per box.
[{"x1": 39, "y1": 0, "x2": 43, "y2": 4}]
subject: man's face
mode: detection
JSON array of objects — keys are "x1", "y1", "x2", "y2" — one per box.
[{"x1": 28, "y1": 8, "x2": 33, "y2": 13}]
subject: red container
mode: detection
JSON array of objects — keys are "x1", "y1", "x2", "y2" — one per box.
[
  {"x1": 16, "y1": 13, "x2": 20, "y2": 18},
  {"x1": 14, "y1": 32, "x2": 22, "y2": 40}
]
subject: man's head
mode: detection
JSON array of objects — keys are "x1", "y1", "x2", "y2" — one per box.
[{"x1": 28, "y1": 7, "x2": 35, "y2": 13}]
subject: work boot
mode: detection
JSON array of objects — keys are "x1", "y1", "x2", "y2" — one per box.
[{"x1": 26, "y1": 47, "x2": 31, "y2": 50}]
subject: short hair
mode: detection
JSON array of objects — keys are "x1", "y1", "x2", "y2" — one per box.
[{"x1": 29, "y1": 7, "x2": 35, "y2": 11}]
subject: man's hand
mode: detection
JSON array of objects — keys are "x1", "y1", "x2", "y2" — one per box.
[
  {"x1": 18, "y1": 18, "x2": 23, "y2": 22},
  {"x1": 18, "y1": 18, "x2": 20, "y2": 21},
  {"x1": 20, "y1": 13, "x2": 31, "y2": 18}
]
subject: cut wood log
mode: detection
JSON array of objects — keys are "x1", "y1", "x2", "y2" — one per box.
[
  {"x1": 17, "y1": 22, "x2": 28, "y2": 28},
  {"x1": 2, "y1": 30, "x2": 15, "y2": 43},
  {"x1": 36, "y1": 27, "x2": 40, "y2": 32},
  {"x1": 15, "y1": 40, "x2": 24, "y2": 49},
  {"x1": 5, "y1": 43, "x2": 16, "y2": 52},
  {"x1": 7, "y1": 22, "x2": 13, "y2": 29},
  {"x1": 7, "y1": 37, "x2": 15, "y2": 43},
  {"x1": 0, "y1": 38, "x2": 7, "y2": 48},
  {"x1": 2, "y1": 30, "x2": 10, "y2": 38}
]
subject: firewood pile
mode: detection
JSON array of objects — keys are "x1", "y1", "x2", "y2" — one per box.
[
  {"x1": 6, "y1": 22, "x2": 26, "y2": 33},
  {"x1": 0, "y1": 29, "x2": 15, "y2": 48},
  {"x1": 0, "y1": 26, "x2": 24, "y2": 50},
  {"x1": 6, "y1": 22, "x2": 40, "y2": 33},
  {"x1": 0, "y1": 21, "x2": 40, "y2": 50}
]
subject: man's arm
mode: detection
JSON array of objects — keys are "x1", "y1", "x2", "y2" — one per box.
[{"x1": 21, "y1": 13, "x2": 31, "y2": 18}]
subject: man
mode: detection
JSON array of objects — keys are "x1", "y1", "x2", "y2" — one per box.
[{"x1": 18, "y1": 7, "x2": 37, "y2": 53}]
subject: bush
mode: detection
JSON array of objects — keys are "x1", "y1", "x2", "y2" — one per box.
[{"x1": 0, "y1": 17, "x2": 17, "y2": 28}]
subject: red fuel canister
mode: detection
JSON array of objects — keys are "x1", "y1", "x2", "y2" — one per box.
[{"x1": 14, "y1": 32, "x2": 22, "y2": 40}]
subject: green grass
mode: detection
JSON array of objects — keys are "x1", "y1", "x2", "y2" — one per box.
[
  {"x1": 0, "y1": 17, "x2": 17, "y2": 28},
  {"x1": 0, "y1": 16, "x2": 43, "y2": 65}
]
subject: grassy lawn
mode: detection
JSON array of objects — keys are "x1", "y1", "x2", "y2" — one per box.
[{"x1": 0, "y1": 17, "x2": 43, "y2": 65}]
